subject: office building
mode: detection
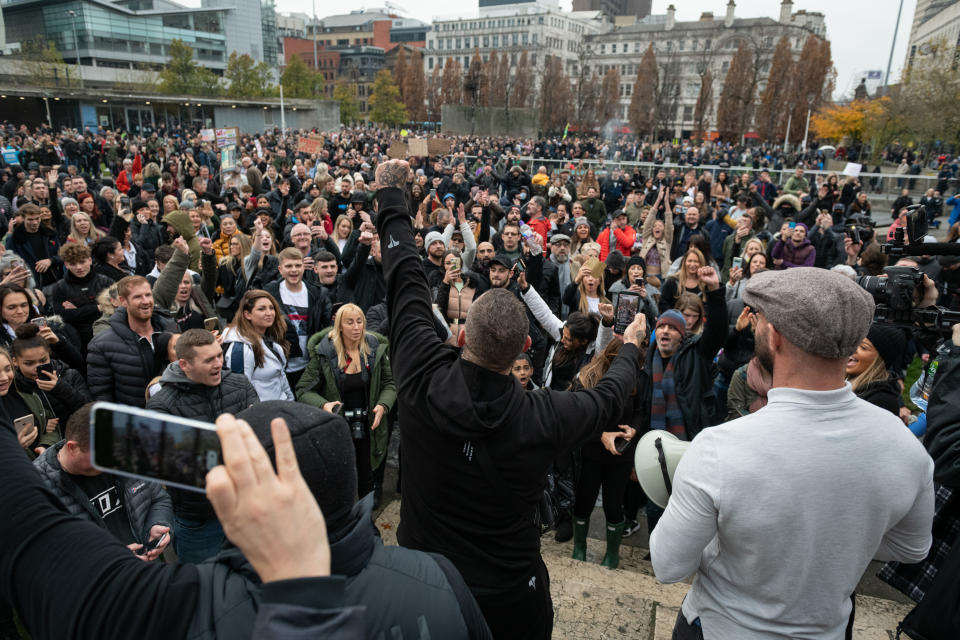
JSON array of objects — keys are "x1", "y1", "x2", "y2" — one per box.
[
  {"x1": 904, "y1": 0, "x2": 960, "y2": 72},
  {"x1": 572, "y1": 0, "x2": 651, "y2": 20}
]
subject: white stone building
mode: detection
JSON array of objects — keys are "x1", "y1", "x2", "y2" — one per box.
[
  {"x1": 584, "y1": 0, "x2": 827, "y2": 137},
  {"x1": 905, "y1": 0, "x2": 960, "y2": 72}
]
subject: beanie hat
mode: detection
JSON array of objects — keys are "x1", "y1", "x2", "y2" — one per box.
[
  {"x1": 574, "y1": 216, "x2": 590, "y2": 229},
  {"x1": 866, "y1": 323, "x2": 907, "y2": 373},
  {"x1": 154, "y1": 332, "x2": 177, "y2": 363},
  {"x1": 627, "y1": 255, "x2": 647, "y2": 273},
  {"x1": 238, "y1": 401, "x2": 357, "y2": 536},
  {"x1": 656, "y1": 309, "x2": 687, "y2": 337},
  {"x1": 423, "y1": 231, "x2": 445, "y2": 250}
]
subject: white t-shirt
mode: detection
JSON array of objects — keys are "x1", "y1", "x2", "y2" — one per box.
[
  {"x1": 586, "y1": 295, "x2": 600, "y2": 314},
  {"x1": 278, "y1": 281, "x2": 309, "y2": 372}
]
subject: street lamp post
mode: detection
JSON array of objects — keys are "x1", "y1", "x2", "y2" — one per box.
[{"x1": 67, "y1": 10, "x2": 84, "y2": 89}]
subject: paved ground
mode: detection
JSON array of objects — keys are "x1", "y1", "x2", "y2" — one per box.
[{"x1": 374, "y1": 497, "x2": 916, "y2": 639}]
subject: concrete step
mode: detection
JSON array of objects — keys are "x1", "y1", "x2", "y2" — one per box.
[{"x1": 374, "y1": 500, "x2": 915, "y2": 639}]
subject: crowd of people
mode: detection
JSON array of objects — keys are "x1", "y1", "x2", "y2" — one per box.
[{"x1": 0, "y1": 122, "x2": 957, "y2": 640}]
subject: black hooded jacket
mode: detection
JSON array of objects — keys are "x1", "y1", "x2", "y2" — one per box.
[{"x1": 375, "y1": 186, "x2": 643, "y2": 596}]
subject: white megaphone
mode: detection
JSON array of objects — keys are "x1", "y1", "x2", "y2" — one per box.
[{"x1": 633, "y1": 430, "x2": 690, "y2": 509}]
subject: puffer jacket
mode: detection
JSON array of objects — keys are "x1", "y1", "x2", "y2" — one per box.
[
  {"x1": 186, "y1": 494, "x2": 491, "y2": 640},
  {"x1": 295, "y1": 328, "x2": 397, "y2": 470},
  {"x1": 87, "y1": 308, "x2": 176, "y2": 407},
  {"x1": 221, "y1": 326, "x2": 294, "y2": 402},
  {"x1": 164, "y1": 209, "x2": 201, "y2": 271},
  {"x1": 147, "y1": 362, "x2": 260, "y2": 521},
  {"x1": 49, "y1": 268, "x2": 116, "y2": 346},
  {"x1": 34, "y1": 441, "x2": 174, "y2": 545}
]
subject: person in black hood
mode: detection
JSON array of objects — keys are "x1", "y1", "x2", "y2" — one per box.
[{"x1": 373, "y1": 159, "x2": 645, "y2": 640}]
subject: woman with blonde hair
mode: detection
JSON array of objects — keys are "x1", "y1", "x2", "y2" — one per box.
[
  {"x1": 66, "y1": 212, "x2": 106, "y2": 246},
  {"x1": 215, "y1": 233, "x2": 253, "y2": 320},
  {"x1": 564, "y1": 260, "x2": 610, "y2": 314},
  {"x1": 333, "y1": 214, "x2": 353, "y2": 253},
  {"x1": 221, "y1": 289, "x2": 292, "y2": 401},
  {"x1": 845, "y1": 323, "x2": 905, "y2": 415},
  {"x1": 659, "y1": 247, "x2": 706, "y2": 313},
  {"x1": 638, "y1": 187, "x2": 673, "y2": 282},
  {"x1": 296, "y1": 303, "x2": 396, "y2": 500},
  {"x1": 308, "y1": 196, "x2": 333, "y2": 234}
]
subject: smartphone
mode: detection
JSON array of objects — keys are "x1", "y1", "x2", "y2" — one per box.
[
  {"x1": 614, "y1": 291, "x2": 641, "y2": 335},
  {"x1": 90, "y1": 402, "x2": 221, "y2": 493},
  {"x1": 30, "y1": 317, "x2": 48, "y2": 329},
  {"x1": 732, "y1": 256, "x2": 743, "y2": 269},
  {"x1": 788, "y1": 222, "x2": 797, "y2": 229},
  {"x1": 450, "y1": 256, "x2": 461, "y2": 272},
  {"x1": 429, "y1": 188, "x2": 436, "y2": 198},
  {"x1": 120, "y1": 196, "x2": 130, "y2": 207},
  {"x1": 846, "y1": 226, "x2": 861, "y2": 244},
  {"x1": 136, "y1": 532, "x2": 168, "y2": 555},
  {"x1": 203, "y1": 317, "x2": 219, "y2": 332},
  {"x1": 514, "y1": 258, "x2": 526, "y2": 275},
  {"x1": 36, "y1": 362, "x2": 55, "y2": 378},
  {"x1": 615, "y1": 436, "x2": 631, "y2": 454},
  {"x1": 13, "y1": 414, "x2": 34, "y2": 438}
]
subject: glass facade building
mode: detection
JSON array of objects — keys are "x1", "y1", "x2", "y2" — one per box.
[{"x1": 1, "y1": 0, "x2": 274, "y2": 72}]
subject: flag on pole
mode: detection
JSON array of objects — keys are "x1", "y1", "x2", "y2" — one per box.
[{"x1": 562, "y1": 123, "x2": 570, "y2": 141}]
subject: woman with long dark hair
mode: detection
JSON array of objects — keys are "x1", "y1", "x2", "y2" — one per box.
[
  {"x1": 570, "y1": 336, "x2": 646, "y2": 569},
  {"x1": 221, "y1": 289, "x2": 292, "y2": 401},
  {"x1": 0, "y1": 284, "x2": 82, "y2": 371}
]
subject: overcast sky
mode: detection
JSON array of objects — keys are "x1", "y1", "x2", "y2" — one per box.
[{"x1": 259, "y1": 0, "x2": 917, "y2": 99}]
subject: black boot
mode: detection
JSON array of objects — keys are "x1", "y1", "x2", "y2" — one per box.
[{"x1": 554, "y1": 509, "x2": 573, "y2": 542}]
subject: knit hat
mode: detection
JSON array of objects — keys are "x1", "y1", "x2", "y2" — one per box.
[
  {"x1": 627, "y1": 255, "x2": 647, "y2": 273},
  {"x1": 574, "y1": 216, "x2": 590, "y2": 229},
  {"x1": 154, "y1": 332, "x2": 177, "y2": 364},
  {"x1": 423, "y1": 231, "x2": 445, "y2": 251},
  {"x1": 794, "y1": 222, "x2": 808, "y2": 233},
  {"x1": 238, "y1": 401, "x2": 357, "y2": 536},
  {"x1": 743, "y1": 267, "x2": 875, "y2": 359},
  {"x1": 657, "y1": 309, "x2": 687, "y2": 337},
  {"x1": 866, "y1": 323, "x2": 907, "y2": 372},
  {"x1": 131, "y1": 198, "x2": 149, "y2": 213},
  {"x1": 179, "y1": 199, "x2": 196, "y2": 210}
]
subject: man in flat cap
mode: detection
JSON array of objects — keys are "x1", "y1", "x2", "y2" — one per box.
[{"x1": 650, "y1": 267, "x2": 935, "y2": 640}]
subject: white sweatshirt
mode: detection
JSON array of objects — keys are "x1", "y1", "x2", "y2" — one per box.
[{"x1": 650, "y1": 384, "x2": 934, "y2": 640}]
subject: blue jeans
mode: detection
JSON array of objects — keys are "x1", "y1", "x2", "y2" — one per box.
[{"x1": 173, "y1": 516, "x2": 224, "y2": 563}]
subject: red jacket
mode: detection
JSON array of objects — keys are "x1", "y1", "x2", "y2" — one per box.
[
  {"x1": 526, "y1": 217, "x2": 550, "y2": 247},
  {"x1": 598, "y1": 224, "x2": 636, "y2": 259}
]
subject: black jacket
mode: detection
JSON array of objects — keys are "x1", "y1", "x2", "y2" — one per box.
[
  {"x1": 146, "y1": 362, "x2": 260, "y2": 521},
  {"x1": 187, "y1": 494, "x2": 491, "y2": 640},
  {"x1": 644, "y1": 287, "x2": 728, "y2": 440},
  {"x1": 262, "y1": 279, "x2": 333, "y2": 360},
  {"x1": 375, "y1": 186, "x2": 643, "y2": 595},
  {"x1": 855, "y1": 377, "x2": 901, "y2": 416},
  {"x1": 50, "y1": 269, "x2": 117, "y2": 346},
  {"x1": 341, "y1": 242, "x2": 385, "y2": 313},
  {"x1": 0, "y1": 421, "x2": 363, "y2": 640},
  {"x1": 87, "y1": 308, "x2": 175, "y2": 408},
  {"x1": 5, "y1": 223, "x2": 63, "y2": 286}
]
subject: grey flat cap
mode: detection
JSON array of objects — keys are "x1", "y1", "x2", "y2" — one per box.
[
  {"x1": 550, "y1": 234, "x2": 571, "y2": 244},
  {"x1": 743, "y1": 267, "x2": 875, "y2": 359}
]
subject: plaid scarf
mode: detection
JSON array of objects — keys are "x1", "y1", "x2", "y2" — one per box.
[{"x1": 651, "y1": 351, "x2": 685, "y2": 438}]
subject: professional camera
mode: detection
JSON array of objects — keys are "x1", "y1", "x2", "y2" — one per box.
[
  {"x1": 342, "y1": 408, "x2": 368, "y2": 440},
  {"x1": 856, "y1": 205, "x2": 960, "y2": 341}
]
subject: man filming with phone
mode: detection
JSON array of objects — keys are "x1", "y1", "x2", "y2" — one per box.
[
  {"x1": 374, "y1": 159, "x2": 646, "y2": 639},
  {"x1": 34, "y1": 403, "x2": 173, "y2": 560}
]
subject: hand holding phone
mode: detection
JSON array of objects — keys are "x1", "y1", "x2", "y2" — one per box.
[{"x1": 614, "y1": 291, "x2": 641, "y2": 335}]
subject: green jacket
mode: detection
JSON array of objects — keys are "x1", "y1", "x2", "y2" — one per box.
[
  {"x1": 582, "y1": 197, "x2": 607, "y2": 228},
  {"x1": 152, "y1": 248, "x2": 218, "y2": 326},
  {"x1": 295, "y1": 327, "x2": 397, "y2": 470},
  {"x1": 163, "y1": 209, "x2": 201, "y2": 271}
]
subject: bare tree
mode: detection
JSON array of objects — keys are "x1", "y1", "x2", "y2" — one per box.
[
  {"x1": 441, "y1": 57, "x2": 463, "y2": 107},
  {"x1": 629, "y1": 43, "x2": 658, "y2": 140},
  {"x1": 514, "y1": 51, "x2": 532, "y2": 109},
  {"x1": 538, "y1": 55, "x2": 573, "y2": 133},
  {"x1": 598, "y1": 66, "x2": 621, "y2": 124},
  {"x1": 716, "y1": 41, "x2": 757, "y2": 142},
  {"x1": 393, "y1": 47, "x2": 408, "y2": 103},
  {"x1": 693, "y1": 69, "x2": 714, "y2": 141},
  {"x1": 756, "y1": 36, "x2": 795, "y2": 142},
  {"x1": 789, "y1": 36, "x2": 834, "y2": 142},
  {"x1": 428, "y1": 65, "x2": 443, "y2": 122},
  {"x1": 654, "y1": 54, "x2": 683, "y2": 140},
  {"x1": 406, "y1": 50, "x2": 427, "y2": 122}
]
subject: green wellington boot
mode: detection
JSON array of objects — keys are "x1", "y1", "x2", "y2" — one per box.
[
  {"x1": 571, "y1": 518, "x2": 589, "y2": 561},
  {"x1": 601, "y1": 520, "x2": 625, "y2": 569}
]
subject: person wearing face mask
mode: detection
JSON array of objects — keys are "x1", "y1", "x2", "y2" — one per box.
[
  {"x1": 221, "y1": 289, "x2": 293, "y2": 402},
  {"x1": 296, "y1": 303, "x2": 396, "y2": 502},
  {"x1": 6, "y1": 323, "x2": 90, "y2": 459},
  {"x1": 771, "y1": 222, "x2": 816, "y2": 269}
]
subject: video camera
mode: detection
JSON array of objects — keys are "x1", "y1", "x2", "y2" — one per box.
[{"x1": 856, "y1": 205, "x2": 960, "y2": 341}]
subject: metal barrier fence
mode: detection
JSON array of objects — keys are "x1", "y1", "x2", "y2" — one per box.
[{"x1": 444, "y1": 156, "x2": 952, "y2": 207}]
